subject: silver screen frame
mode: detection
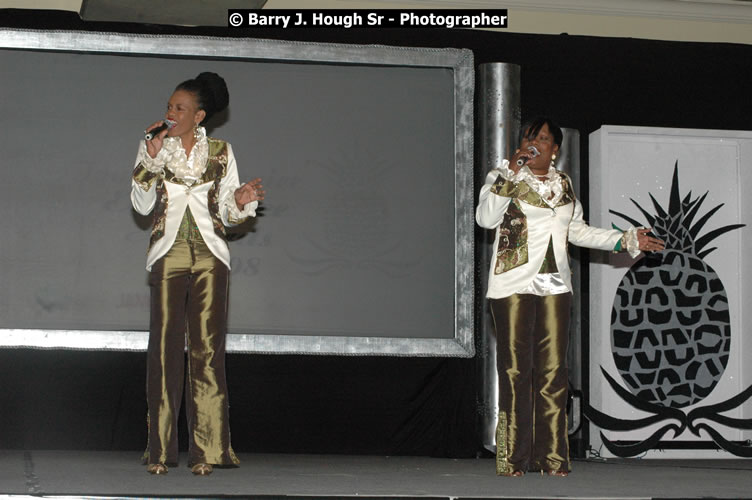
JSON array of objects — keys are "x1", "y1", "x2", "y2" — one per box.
[{"x1": 0, "y1": 28, "x2": 474, "y2": 357}]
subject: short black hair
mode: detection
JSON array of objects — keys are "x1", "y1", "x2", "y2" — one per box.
[{"x1": 521, "y1": 116, "x2": 563, "y2": 148}]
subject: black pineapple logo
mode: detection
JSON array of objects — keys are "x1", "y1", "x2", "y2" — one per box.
[
  {"x1": 585, "y1": 162, "x2": 752, "y2": 457},
  {"x1": 609, "y1": 162, "x2": 743, "y2": 408}
]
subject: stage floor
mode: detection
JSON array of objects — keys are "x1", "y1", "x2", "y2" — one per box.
[{"x1": 1, "y1": 450, "x2": 751, "y2": 499}]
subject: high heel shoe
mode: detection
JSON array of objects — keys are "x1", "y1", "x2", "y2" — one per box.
[
  {"x1": 147, "y1": 463, "x2": 168, "y2": 475},
  {"x1": 191, "y1": 463, "x2": 213, "y2": 476}
]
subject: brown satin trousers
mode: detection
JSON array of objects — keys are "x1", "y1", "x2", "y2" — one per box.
[
  {"x1": 490, "y1": 293, "x2": 571, "y2": 474},
  {"x1": 145, "y1": 239, "x2": 239, "y2": 467}
]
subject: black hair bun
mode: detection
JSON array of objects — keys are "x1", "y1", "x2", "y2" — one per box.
[
  {"x1": 195, "y1": 72, "x2": 229, "y2": 118},
  {"x1": 176, "y1": 72, "x2": 229, "y2": 125}
]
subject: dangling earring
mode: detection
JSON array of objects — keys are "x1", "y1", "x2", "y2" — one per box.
[
  {"x1": 193, "y1": 123, "x2": 201, "y2": 140},
  {"x1": 551, "y1": 154, "x2": 557, "y2": 168}
]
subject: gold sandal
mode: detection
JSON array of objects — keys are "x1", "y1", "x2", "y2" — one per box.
[
  {"x1": 146, "y1": 463, "x2": 168, "y2": 475},
  {"x1": 191, "y1": 463, "x2": 213, "y2": 476}
]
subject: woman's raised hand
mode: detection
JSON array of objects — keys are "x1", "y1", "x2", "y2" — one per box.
[
  {"x1": 636, "y1": 228, "x2": 666, "y2": 252},
  {"x1": 234, "y1": 178, "x2": 265, "y2": 209}
]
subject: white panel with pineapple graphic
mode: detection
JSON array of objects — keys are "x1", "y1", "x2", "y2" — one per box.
[{"x1": 588, "y1": 126, "x2": 752, "y2": 458}]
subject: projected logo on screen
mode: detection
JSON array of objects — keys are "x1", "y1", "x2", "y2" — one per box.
[{"x1": 287, "y1": 153, "x2": 418, "y2": 276}]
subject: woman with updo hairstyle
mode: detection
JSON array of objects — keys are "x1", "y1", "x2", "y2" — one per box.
[{"x1": 131, "y1": 72, "x2": 265, "y2": 476}]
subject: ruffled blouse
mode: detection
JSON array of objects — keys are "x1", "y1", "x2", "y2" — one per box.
[
  {"x1": 137, "y1": 126, "x2": 254, "y2": 222},
  {"x1": 138, "y1": 126, "x2": 209, "y2": 185}
]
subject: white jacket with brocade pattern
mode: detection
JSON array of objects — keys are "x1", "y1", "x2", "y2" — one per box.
[
  {"x1": 476, "y1": 160, "x2": 622, "y2": 299},
  {"x1": 130, "y1": 138, "x2": 257, "y2": 271}
]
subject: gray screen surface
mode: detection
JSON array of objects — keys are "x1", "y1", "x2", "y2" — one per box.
[{"x1": 0, "y1": 31, "x2": 474, "y2": 356}]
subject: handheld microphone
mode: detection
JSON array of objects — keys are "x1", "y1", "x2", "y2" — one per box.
[
  {"x1": 516, "y1": 146, "x2": 541, "y2": 167},
  {"x1": 144, "y1": 119, "x2": 177, "y2": 140}
]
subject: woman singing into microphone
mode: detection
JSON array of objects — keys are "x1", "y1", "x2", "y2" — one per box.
[
  {"x1": 130, "y1": 72, "x2": 265, "y2": 476},
  {"x1": 476, "y1": 117, "x2": 663, "y2": 477}
]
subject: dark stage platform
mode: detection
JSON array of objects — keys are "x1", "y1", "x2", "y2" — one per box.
[{"x1": 1, "y1": 451, "x2": 751, "y2": 499}]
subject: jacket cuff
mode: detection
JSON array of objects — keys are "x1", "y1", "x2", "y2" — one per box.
[
  {"x1": 226, "y1": 200, "x2": 258, "y2": 225},
  {"x1": 613, "y1": 226, "x2": 641, "y2": 258}
]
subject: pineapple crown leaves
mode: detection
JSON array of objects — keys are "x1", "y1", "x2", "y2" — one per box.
[{"x1": 609, "y1": 161, "x2": 745, "y2": 259}]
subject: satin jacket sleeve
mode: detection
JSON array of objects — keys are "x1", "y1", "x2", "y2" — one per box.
[
  {"x1": 475, "y1": 169, "x2": 513, "y2": 229},
  {"x1": 130, "y1": 143, "x2": 160, "y2": 216},
  {"x1": 219, "y1": 144, "x2": 257, "y2": 226},
  {"x1": 568, "y1": 198, "x2": 623, "y2": 251}
]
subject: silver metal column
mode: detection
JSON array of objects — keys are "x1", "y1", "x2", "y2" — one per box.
[
  {"x1": 477, "y1": 63, "x2": 521, "y2": 452},
  {"x1": 557, "y1": 128, "x2": 584, "y2": 437}
]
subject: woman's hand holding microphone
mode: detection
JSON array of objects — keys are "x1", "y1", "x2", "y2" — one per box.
[{"x1": 144, "y1": 120, "x2": 176, "y2": 159}]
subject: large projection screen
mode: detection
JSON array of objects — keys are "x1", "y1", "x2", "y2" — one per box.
[{"x1": 0, "y1": 29, "x2": 474, "y2": 357}]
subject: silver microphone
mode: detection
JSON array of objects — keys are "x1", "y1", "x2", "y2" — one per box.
[
  {"x1": 144, "y1": 119, "x2": 177, "y2": 140},
  {"x1": 516, "y1": 145, "x2": 541, "y2": 167}
]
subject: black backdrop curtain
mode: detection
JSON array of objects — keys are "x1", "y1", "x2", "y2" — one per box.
[{"x1": 1, "y1": 9, "x2": 750, "y2": 457}]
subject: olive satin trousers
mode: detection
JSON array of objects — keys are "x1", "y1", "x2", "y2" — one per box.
[
  {"x1": 489, "y1": 293, "x2": 571, "y2": 474},
  {"x1": 145, "y1": 239, "x2": 239, "y2": 467}
]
